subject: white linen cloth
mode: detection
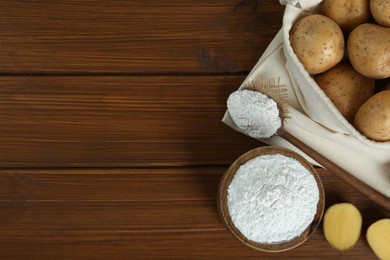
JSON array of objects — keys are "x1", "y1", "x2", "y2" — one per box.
[{"x1": 222, "y1": 0, "x2": 390, "y2": 198}]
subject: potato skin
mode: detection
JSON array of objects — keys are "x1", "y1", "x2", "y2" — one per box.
[
  {"x1": 354, "y1": 90, "x2": 390, "y2": 141},
  {"x1": 290, "y1": 14, "x2": 344, "y2": 74},
  {"x1": 314, "y1": 62, "x2": 375, "y2": 122},
  {"x1": 347, "y1": 23, "x2": 390, "y2": 79},
  {"x1": 320, "y1": 0, "x2": 370, "y2": 32},
  {"x1": 370, "y1": 0, "x2": 390, "y2": 27}
]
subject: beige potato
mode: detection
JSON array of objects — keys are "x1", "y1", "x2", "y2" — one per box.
[
  {"x1": 347, "y1": 23, "x2": 390, "y2": 79},
  {"x1": 371, "y1": 0, "x2": 390, "y2": 27},
  {"x1": 320, "y1": 0, "x2": 370, "y2": 32},
  {"x1": 314, "y1": 62, "x2": 375, "y2": 122},
  {"x1": 354, "y1": 90, "x2": 390, "y2": 141},
  {"x1": 290, "y1": 14, "x2": 344, "y2": 74}
]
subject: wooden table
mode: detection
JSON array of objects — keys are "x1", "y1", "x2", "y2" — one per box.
[{"x1": 0, "y1": 1, "x2": 388, "y2": 258}]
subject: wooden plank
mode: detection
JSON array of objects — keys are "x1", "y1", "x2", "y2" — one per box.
[
  {"x1": 0, "y1": 231, "x2": 379, "y2": 259},
  {"x1": 0, "y1": 168, "x2": 388, "y2": 258},
  {"x1": 0, "y1": 168, "x2": 221, "y2": 202},
  {"x1": 0, "y1": 75, "x2": 260, "y2": 167},
  {"x1": 0, "y1": 0, "x2": 284, "y2": 74}
]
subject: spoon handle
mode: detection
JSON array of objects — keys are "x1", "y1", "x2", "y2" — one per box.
[{"x1": 279, "y1": 129, "x2": 390, "y2": 212}]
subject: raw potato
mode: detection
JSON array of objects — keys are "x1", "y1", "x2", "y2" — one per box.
[
  {"x1": 314, "y1": 62, "x2": 375, "y2": 122},
  {"x1": 366, "y1": 219, "x2": 390, "y2": 260},
  {"x1": 370, "y1": 0, "x2": 390, "y2": 27},
  {"x1": 354, "y1": 90, "x2": 390, "y2": 141},
  {"x1": 323, "y1": 203, "x2": 362, "y2": 251},
  {"x1": 320, "y1": 0, "x2": 370, "y2": 32},
  {"x1": 290, "y1": 14, "x2": 344, "y2": 74},
  {"x1": 347, "y1": 23, "x2": 390, "y2": 79}
]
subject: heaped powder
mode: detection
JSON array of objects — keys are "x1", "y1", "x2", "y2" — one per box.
[
  {"x1": 227, "y1": 89, "x2": 281, "y2": 139},
  {"x1": 227, "y1": 154, "x2": 319, "y2": 244}
]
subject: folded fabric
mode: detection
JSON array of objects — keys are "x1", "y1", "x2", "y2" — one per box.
[{"x1": 222, "y1": 0, "x2": 390, "y2": 198}]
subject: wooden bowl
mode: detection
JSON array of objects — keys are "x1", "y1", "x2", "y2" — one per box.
[{"x1": 217, "y1": 146, "x2": 325, "y2": 252}]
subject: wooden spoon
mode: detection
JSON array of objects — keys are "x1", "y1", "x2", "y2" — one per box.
[
  {"x1": 278, "y1": 128, "x2": 390, "y2": 212},
  {"x1": 227, "y1": 87, "x2": 390, "y2": 212}
]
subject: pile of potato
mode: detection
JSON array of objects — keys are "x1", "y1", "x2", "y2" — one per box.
[{"x1": 289, "y1": 0, "x2": 390, "y2": 142}]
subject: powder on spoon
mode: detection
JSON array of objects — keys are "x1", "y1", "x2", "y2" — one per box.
[
  {"x1": 227, "y1": 153, "x2": 319, "y2": 244},
  {"x1": 227, "y1": 89, "x2": 282, "y2": 139}
]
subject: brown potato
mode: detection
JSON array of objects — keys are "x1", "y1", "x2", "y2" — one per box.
[
  {"x1": 347, "y1": 23, "x2": 390, "y2": 79},
  {"x1": 320, "y1": 0, "x2": 370, "y2": 32},
  {"x1": 371, "y1": 0, "x2": 390, "y2": 27},
  {"x1": 354, "y1": 90, "x2": 390, "y2": 141},
  {"x1": 290, "y1": 14, "x2": 344, "y2": 74},
  {"x1": 314, "y1": 62, "x2": 375, "y2": 122}
]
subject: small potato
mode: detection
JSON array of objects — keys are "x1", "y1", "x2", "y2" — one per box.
[
  {"x1": 371, "y1": 0, "x2": 390, "y2": 27},
  {"x1": 320, "y1": 0, "x2": 370, "y2": 32},
  {"x1": 314, "y1": 62, "x2": 375, "y2": 122},
  {"x1": 290, "y1": 14, "x2": 344, "y2": 74},
  {"x1": 366, "y1": 219, "x2": 390, "y2": 260},
  {"x1": 354, "y1": 90, "x2": 390, "y2": 142},
  {"x1": 323, "y1": 203, "x2": 362, "y2": 251},
  {"x1": 347, "y1": 23, "x2": 390, "y2": 79}
]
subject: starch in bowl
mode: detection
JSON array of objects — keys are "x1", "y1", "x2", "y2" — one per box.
[{"x1": 218, "y1": 146, "x2": 325, "y2": 252}]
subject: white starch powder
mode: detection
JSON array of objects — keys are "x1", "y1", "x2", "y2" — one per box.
[
  {"x1": 227, "y1": 89, "x2": 281, "y2": 139},
  {"x1": 227, "y1": 154, "x2": 319, "y2": 244}
]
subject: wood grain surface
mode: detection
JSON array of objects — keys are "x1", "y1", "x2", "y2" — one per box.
[
  {"x1": 0, "y1": 0, "x2": 283, "y2": 74},
  {"x1": 0, "y1": 168, "x2": 388, "y2": 259},
  {"x1": 0, "y1": 0, "x2": 388, "y2": 259},
  {"x1": 0, "y1": 76, "x2": 258, "y2": 167}
]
